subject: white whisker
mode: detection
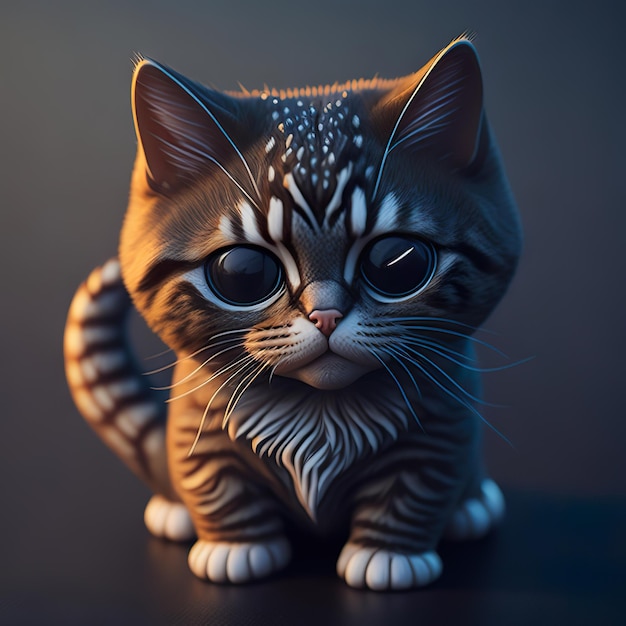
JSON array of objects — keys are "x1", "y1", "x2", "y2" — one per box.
[
  {"x1": 378, "y1": 345, "x2": 423, "y2": 400},
  {"x1": 144, "y1": 346, "x2": 174, "y2": 361},
  {"x1": 365, "y1": 347, "x2": 424, "y2": 430},
  {"x1": 167, "y1": 353, "x2": 255, "y2": 404},
  {"x1": 222, "y1": 360, "x2": 271, "y2": 427},
  {"x1": 187, "y1": 356, "x2": 259, "y2": 456},
  {"x1": 142, "y1": 328, "x2": 248, "y2": 375},
  {"x1": 151, "y1": 341, "x2": 244, "y2": 391}
]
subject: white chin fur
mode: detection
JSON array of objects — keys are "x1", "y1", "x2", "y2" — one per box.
[{"x1": 282, "y1": 353, "x2": 375, "y2": 390}]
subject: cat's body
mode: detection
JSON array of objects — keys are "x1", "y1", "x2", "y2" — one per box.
[{"x1": 64, "y1": 37, "x2": 521, "y2": 590}]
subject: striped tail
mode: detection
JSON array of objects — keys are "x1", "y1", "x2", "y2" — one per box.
[{"x1": 64, "y1": 258, "x2": 174, "y2": 499}]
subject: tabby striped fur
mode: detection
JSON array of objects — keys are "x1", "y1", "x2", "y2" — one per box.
[
  {"x1": 64, "y1": 259, "x2": 170, "y2": 497},
  {"x1": 65, "y1": 37, "x2": 520, "y2": 590}
]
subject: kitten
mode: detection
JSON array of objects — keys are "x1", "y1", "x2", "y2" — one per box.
[{"x1": 64, "y1": 36, "x2": 521, "y2": 590}]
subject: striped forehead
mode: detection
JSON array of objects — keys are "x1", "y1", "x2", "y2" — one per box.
[{"x1": 217, "y1": 186, "x2": 410, "y2": 294}]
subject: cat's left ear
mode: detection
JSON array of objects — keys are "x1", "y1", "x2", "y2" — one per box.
[
  {"x1": 131, "y1": 58, "x2": 260, "y2": 202},
  {"x1": 373, "y1": 38, "x2": 483, "y2": 190}
]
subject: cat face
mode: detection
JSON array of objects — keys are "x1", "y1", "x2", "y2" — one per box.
[{"x1": 119, "y1": 38, "x2": 521, "y2": 394}]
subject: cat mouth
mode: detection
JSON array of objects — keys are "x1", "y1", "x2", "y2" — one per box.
[{"x1": 280, "y1": 353, "x2": 375, "y2": 390}]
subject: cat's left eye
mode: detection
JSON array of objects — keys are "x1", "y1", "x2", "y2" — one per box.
[
  {"x1": 204, "y1": 246, "x2": 283, "y2": 307},
  {"x1": 360, "y1": 235, "x2": 436, "y2": 299}
]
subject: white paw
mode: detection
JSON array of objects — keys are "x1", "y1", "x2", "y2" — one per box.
[
  {"x1": 336, "y1": 543, "x2": 442, "y2": 590},
  {"x1": 188, "y1": 537, "x2": 291, "y2": 583},
  {"x1": 444, "y1": 478, "x2": 506, "y2": 541},
  {"x1": 144, "y1": 495, "x2": 195, "y2": 542}
]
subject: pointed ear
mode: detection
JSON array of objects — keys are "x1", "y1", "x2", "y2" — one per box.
[
  {"x1": 373, "y1": 39, "x2": 483, "y2": 193},
  {"x1": 132, "y1": 59, "x2": 259, "y2": 200}
]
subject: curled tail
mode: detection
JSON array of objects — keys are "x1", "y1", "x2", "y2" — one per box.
[{"x1": 64, "y1": 258, "x2": 174, "y2": 499}]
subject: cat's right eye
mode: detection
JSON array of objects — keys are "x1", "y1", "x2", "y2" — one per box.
[
  {"x1": 204, "y1": 246, "x2": 284, "y2": 307},
  {"x1": 360, "y1": 235, "x2": 436, "y2": 300}
]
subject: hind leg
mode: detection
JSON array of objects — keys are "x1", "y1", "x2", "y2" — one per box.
[
  {"x1": 144, "y1": 495, "x2": 195, "y2": 542},
  {"x1": 444, "y1": 478, "x2": 505, "y2": 541}
]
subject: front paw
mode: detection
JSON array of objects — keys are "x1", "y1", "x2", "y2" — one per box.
[
  {"x1": 188, "y1": 537, "x2": 291, "y2": 583},
  {"x1": 336, "y1": 543, "x2": 442, "y2": 590}
]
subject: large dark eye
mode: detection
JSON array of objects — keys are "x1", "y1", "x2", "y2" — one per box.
[
  {"x1": 205, "y1": 246, "x2": 283, "y2": 306},
  {"x1": 360, "y1": 236, "x2": 436, "y2": 298}
]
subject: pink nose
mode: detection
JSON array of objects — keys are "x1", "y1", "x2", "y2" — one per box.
[{"x1": 309, "y1": 309, "x2": 343, "y2": 337}]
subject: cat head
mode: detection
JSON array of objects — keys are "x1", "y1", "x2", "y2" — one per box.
[{"x1": 119, "y1": 37, "x2": 521, "y2": 392}]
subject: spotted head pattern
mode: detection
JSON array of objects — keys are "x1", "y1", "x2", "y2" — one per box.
[{"x1": 263, "y1": 93, "x2": 365, "y2": 229}]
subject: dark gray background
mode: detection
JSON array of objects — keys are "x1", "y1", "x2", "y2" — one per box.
[{"x1": 1, "y1": 1, "x2": 625, "y2": 624}]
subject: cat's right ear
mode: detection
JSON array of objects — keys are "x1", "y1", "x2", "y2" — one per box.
[
  {"x1": 131, "y1": 59, "x2": 259, "y2": 200},
  {"x1": 370, "y1": 38, "x2": 485, "y2": 199}
]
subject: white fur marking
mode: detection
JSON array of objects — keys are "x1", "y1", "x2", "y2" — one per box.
[
  {"x1": 102, "y1": 427, "x2": 135, "y2": 459},
  {"x1": 267, "y1": 197, "x2": 284, "y2": 242},
  {"x1": 82, "y1": 292, "x2": 124, "y2": 318},
  {"x1": 275, "y1": 249, "x2": 300, "y2": 290},
  {"x1": 101, "y1": 259, "x2": 121, "y2": 285},
  {"x1": 372, "y1": 192, "x2": 400, "y2": 235},
  {"x1": 324, "y1": 163, "x2": 353, "y2": 224},
  {"x1": 231, "y1": 387, "x2": 408, "y2": 520},
  {"x1": 92, "y1": 386, "x2": 115, "y2": 412},
  {"x1": 83, "y1": 326, "x2": 118, "y2": 344},
  {"x1": 109, "y1": 378, "x2": 141, "y2": 400},
  {"x1": 79, "y1": 357, "x2": 98, "y2": 383},
  {"x1": 92, "y1": 350, "x2": 126, "y2": 374},
  {"x1": 218, "y1": 215, "x2": 236, "y2": 241},
  {"x1": 350, "y1": 187, "x2": 367, "y2": 237},
  {"x1": 74, "y1": 389, "x2": 103, "y2": 421},
  {"x1": 283, "y1": 172, "x2": 318, "y2": 229},
  {"x1": 143, "y1": 427, "x2": 165, "y2": 459},
  {"x1": 117, "y1": 404, "x2": 158, "y2": 436},
  {"x1": 239, "y1": 202, "x2": 265, "y2": 244}
]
